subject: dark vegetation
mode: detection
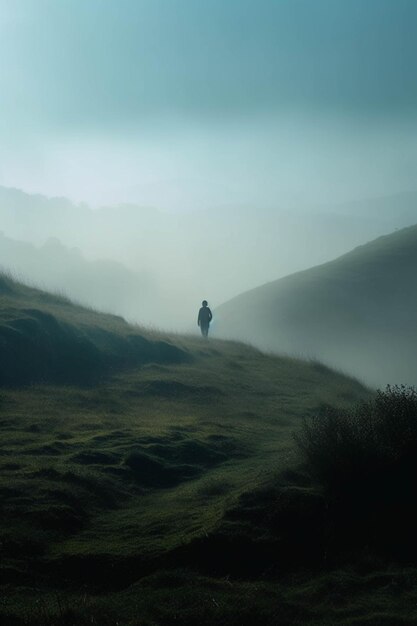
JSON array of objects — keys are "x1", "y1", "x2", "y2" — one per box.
[
  {"x1": 296, "y1": 385, "x2": 417, "y2": 559},
  {"x1": 2, "y1": 272, "x2": 417, "y2": 624}
]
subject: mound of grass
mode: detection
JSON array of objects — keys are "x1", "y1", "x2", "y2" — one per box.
[
  {"x1": 123, "y1": 434, "x2": 242, "y2": 489},
  {"x1": 124, "y1": 449, "x2": 200, "y2": 488}
]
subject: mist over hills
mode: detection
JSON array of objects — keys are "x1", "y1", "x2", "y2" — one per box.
[
  {"x1": 0, "y1": 232, "x2": 159, "y2": 325},
  {"x1": 217, "y1": 224, "x2": 417, "y2": 387},
  {"x1": 2, "y1": 185, "x2": 417, "y2": 330}
]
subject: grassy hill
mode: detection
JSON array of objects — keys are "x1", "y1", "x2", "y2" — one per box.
[
  {"x1": 2, "y1": 273, "x2": 417, "y2": 625},
  {"x1": 0, "y1": 272, "x2": 184, "y2": 386},
  {"x1": 217, "y1": 224, "x2": 417, "y2": 387}
]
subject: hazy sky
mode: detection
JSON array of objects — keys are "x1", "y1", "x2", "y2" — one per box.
[{"x1": 0, "y1": 0, "x2": 416, "y2": 209}]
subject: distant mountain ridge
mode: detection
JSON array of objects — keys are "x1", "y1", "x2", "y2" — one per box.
[{"x1": 217, "y1": 224, "x2": 417, "y2": 386}]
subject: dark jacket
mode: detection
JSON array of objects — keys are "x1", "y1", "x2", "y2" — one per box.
[{"x1": 198, "y1": 306, "x2": 212, "y2": 327}]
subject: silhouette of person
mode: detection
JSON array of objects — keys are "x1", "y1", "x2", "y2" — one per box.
[{"x1": 198, "y1": 300, "x2": 212, "y2": 338}]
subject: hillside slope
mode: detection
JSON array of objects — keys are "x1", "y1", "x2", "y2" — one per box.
[
  {"x1": 0, "y1": 272, "x2": 185, "y2": 386},
  {"x1": 217, "y1": 224, "x2": 417, "y2": 386},
  {"x1": 1, "y1": 274, "x2": 390, "y2": 625}
]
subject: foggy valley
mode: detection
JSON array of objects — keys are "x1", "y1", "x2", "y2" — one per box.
[
  {"x1": 2, "y1": 185, "x2": 417, "y2": 339},
  {"x1": 2, "y1": 185, "x2": 417, "y2": 387}
]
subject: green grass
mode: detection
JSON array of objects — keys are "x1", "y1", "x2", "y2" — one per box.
[
  {"x1": 4, "y1": 568, "x2": 417, "y2": 625},
  {"x1": 1, "y1": 340, "x2": 364, "y2": 563},
  {"x1": 2, "y1": 272, "x2": 416, "y2": 624}
]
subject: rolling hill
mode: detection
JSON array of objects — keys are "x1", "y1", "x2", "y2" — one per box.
[
  {"x1": 6, "y1": 272, "x2": 414, "y2": 624},
  {"x1": 0, "y1": 232, "x2": 159, "y2": 326},
  {"x1": 217, "y1": 224, "x2": 417, "y2": 387}
]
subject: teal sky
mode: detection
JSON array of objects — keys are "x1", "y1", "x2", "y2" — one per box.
[{"x1": 0, "y1": 0, "x2": 416, "y2": 208}]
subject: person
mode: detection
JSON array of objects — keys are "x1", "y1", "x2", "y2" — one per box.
[{"x1": 198, "y1": 300, "x2": 212, "y2": 338}]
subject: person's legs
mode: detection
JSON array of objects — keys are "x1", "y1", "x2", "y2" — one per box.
[{"x1": 201, "y1": 324, "x2": 209, "y2": 338}]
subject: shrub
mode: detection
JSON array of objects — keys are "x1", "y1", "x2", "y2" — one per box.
[
  {"x1": 295, "y1": 385, "x2": 417, "y2": 555},
  {"x1": 297, "y1": 385, "x2": 417, "y2": 490}
]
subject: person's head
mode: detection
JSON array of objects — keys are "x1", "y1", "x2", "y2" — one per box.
[{"x1": 202, "y1": 300, "x2": 208, "y2": 307}]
